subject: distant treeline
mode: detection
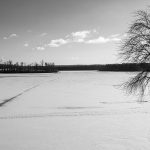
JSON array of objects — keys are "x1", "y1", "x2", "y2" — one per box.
[
  {"x1": 0, "y1": 60, "x2": 58, "y2": 73},
  {"x1": 98, "y1": 63, "x2": 150, "y2": 72},
  {"x1": 56, "y1": 63, "x2": 150, "y2": 72},
  {"x1": 0, "y1": 60, "x2": 150, "y2": 73}
]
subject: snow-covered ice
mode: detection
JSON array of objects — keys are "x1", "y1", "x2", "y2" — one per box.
[{"x1": 0, "y1": 71, "x2": 150, "y2": 150}]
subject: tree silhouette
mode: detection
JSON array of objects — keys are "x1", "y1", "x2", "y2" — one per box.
[
  {"x1": 120, "y1": 8, "x2": 150, "y2": 101},
  {"x1": 0, "y1": 60, "x2": 57, "y2": 73}
]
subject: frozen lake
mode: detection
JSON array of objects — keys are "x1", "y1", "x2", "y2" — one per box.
[{"x1": 0, "y1": 71, "x2": 150, "y2": 150}]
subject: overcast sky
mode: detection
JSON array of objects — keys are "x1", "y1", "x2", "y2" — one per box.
[{"x1": 0, "y1": 0, "x2": 149, "y2": 65}]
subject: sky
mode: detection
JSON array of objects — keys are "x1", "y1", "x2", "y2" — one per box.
[{"x1": 0, "y1": 0, "x2": 150, "y2": 65}]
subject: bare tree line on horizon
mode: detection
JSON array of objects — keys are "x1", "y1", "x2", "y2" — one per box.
[
  {"x1": 0, "y1": 59, "x2": 57, "y2": 73},
  {"x1": 0, "y1": 59, "x2": 55, "y2": 66}
]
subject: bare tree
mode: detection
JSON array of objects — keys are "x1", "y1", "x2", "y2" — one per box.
[
  {"x1": 120, "y1": 8, "x2": 150, "y2": 101},
  {"x1": 7, "y1": 60, "x2": 13, "y2": 65},
  {"x1": 40, "y1": 60, "x2": 44, "y2": 66}
]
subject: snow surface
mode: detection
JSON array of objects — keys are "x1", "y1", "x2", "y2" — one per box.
[{"x1": 0, "y1": 71, "x2": 150, "y2": 150}]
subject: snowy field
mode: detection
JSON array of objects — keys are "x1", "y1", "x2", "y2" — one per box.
[{"x1": 0, "y1": 71, "x2": 150, "y2": 150}]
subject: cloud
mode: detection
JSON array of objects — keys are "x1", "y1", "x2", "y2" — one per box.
[
  {"x1": 93, "y1": 29, "x2": 97, "y2": 33},
  {"x1": 70, "y1": 30, "x2": 121, "y2": 44},
  {"x1": 86, "y1": 36, "x2": 110, "y2": 44},
  {"x1": 3, "y1": 37, "x2": 8, "y2": 40},
  {"x1": 86, "y1": 35, "x2": 122, "y2": 44},
  {"x1": 34, "y1": 29, "x2": 96, "y2": 50},
  {"x1": 47, "y1": 38, "x2": 69, "y2": 47},
  {"x1": 111, "y1": 37, "x2": 121, "y2": 41},
  {"x1": 3, "y1": 33, "x2": 18, "y2": 40},
  {"x1": 70, "y1": 30, "x2": 93, "y2": 43},
  {"x1": 123, "y1": 33, "x2": 127, "y2": 38},
  {"x1": 71, "y1": 30, "x2": 90, "y2": 39},
  {"x1": 110, "y1": 33, "x2": 127, "y2": 40},
  {"x1": 10, "y1": 34, "x2": 18, "y2": 38},
  {"x1": 36, "y1": 46, "x2": 45, "y2": 51},
  {"x1": 40, "y1": 33, "x2": 48, "y2": 37},
  {"x1": 109, "y1": 34, "x2": 120, "y2": 38},
  {"x1": 24, "y1": 43, "x2": 29, "y2": 47},
  {"x1": 86, "y1": 34, "x2": 122, "y2": 44},
  {"x1": 33, "y1": 29, "x2": 123, "y2": 50}
]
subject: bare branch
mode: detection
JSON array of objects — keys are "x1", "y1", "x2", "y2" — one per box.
[{"x1": 119, "y1": 8, "x2": 150, "y2": 101}]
